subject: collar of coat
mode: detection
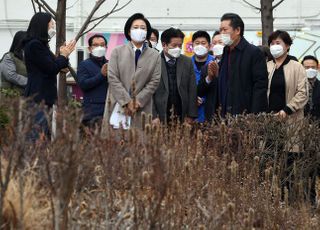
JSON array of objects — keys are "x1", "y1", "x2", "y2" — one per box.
[
  {"x1": 225, "y1": 37, "x2": 249, "y2": 52},
  {"x1": 127, "y1": 41, "x2": 149, "y2": 53}
]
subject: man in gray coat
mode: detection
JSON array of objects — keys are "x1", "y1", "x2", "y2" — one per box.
[{"x1": 153, "y1": 28, "x2": 197, "y2": 124}]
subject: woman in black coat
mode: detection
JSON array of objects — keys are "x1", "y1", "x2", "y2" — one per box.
[
  {"x1": 23, "y1": 12, "x2": 75, "y2": 140},
  {"x1": 24, "y1": 12, "x2": 75, "y2": 107}
]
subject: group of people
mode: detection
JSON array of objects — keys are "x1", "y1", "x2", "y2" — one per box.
[{"x1": 0, "y1": 12, "x2": 320, "y2": 138}]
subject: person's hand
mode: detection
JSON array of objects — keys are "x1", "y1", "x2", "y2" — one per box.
[
  {"x1": 101, "y1": 63, "x2": 108, "y2": 77},
  {"x1": 126, "y1": 101, "x2": 135, "y2": 115},
  {"x1": 275, "y1": 110, "x2": 287, "y2": 119},
  {"x1": 124, "y1": 106, "x2": 133, "y2": 117},
  {"x1": 184, "y1": 117, "x2": 194, "y2": 125},
  {"x1": 134, "y1": 100, "x2": 141, "y2": 110},
  {"x1": 152, "y1": 118, "x2": 160, "y2": 126},
  {"x1": 60, "y1": 67, "x2": 69, "y2": 73},
  {"x1": 60, "y1": 39, "x2": 76, "y2": 57},
  {"x1": 207, "y1": 61, "x2": 219, "y2": 81},
  {"x1": 125, "y1": 100, "x2": 141, "y2": 116},
  {"x1": 197, "y1": 97, "x2": 203, "y2": 106}
]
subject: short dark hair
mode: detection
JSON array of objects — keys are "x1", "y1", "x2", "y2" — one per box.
[
  {"x1": 161, "y1": 27, "x2": 185, "y2": 45},
  {"x1": 213, "y1": 31, "x2": 220, "y2": 38},
  {"x1": 220, "y1": 13, "x2": 244, "y2": 37},
  {"x1": 302, "y1": 55, "x2": 319, "y2": 66},
  {"x1": 151, "y1": 28, "x2": 159, "y2": 41},
  {"x1": 124, "y1": 13, "x2": 152, "y2": 41},
  {"x1": 192, "y1": 30, "x2": 211, "y2": 44},
  {"x1": 10, "y1": 31, "x2": 27, "y2": 60},
  {"x1": 88, "y1": 34, "x2": 108, "y2": 47},
  {"x1": 268, "y1": 30, "x2": 293, "y2": 47},
  {"x1": 25, "y1": 12, "x2": 52, "y2": 44}
]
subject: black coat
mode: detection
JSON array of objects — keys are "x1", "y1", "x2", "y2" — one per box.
[
  {"x1": 76, "y1": 57, "x2": 108, "y2": 122},
  {"x1": 219, "y1": 37, "x2": 268, "y2": 115},
  {"x1": 197, "y1": 64, "x2": 218, "y2": 122},
  {"x1": 305, "y1": 79, "x2": 320, "y2": 119},
  {"x1": 24, "y1": 39, "x2": 69, "y2": 107}
]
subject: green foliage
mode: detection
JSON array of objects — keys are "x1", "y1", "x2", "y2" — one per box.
[
  {"x1": 68, "y1": 98, "x2": 82, "y2": 109},
  {"x1": 0, "y1": 106, "x2": 9, "y2": 128},
  {"x1": 0, "y1": 88, "x2": 21, "y2": 97}
]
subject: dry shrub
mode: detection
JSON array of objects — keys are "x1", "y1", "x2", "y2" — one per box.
[
  {"x1": 2, "y1": 165, "x2": 51, "y2": 229},
  {"x1": 0, "y1": 96, "x2": 319, "y2": 229}
]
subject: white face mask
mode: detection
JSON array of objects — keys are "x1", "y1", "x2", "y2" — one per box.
[
  {"x1": 150, "y1": 41, "x2": 158, "y2": 49},
  {"x1": 193, "y1": 45, "x2": 208, "y2": 56},
  {"x1": 167, "y1": 47, "x2": 181, "y2": 58},
  {"x1": 48, "y1": 28, "x2": 56, "y2": 39},
  {"x1": 91, "y1": 46, "x2": 106, "y2": 58},
  {"x1": 306, "y1": 68, "x2": 318, "y2": 79},
  {"x1": 221, "y1": 33, "x2": 234, "y2": 46},
  {"x1": 212, "y1": 44, "x2": 224, "y2": 56},
  {"x1": 130, "y1": 29, "x2": 147, "y2": 43},
  {"x1": 270, "y1": 45, "x2": 284, "y2": 59}
]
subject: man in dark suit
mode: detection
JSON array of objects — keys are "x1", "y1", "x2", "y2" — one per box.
[
  {"x1": 302, "y1": 55, "x2": 320, "y2": 120},
  {"x1": 76, "y1": 34, "x2": 108, "y2": 127},
  {"x1": 153, "y1": 27, "x2": 197, "y2": 124},
  {"x1": 214, "y1": 13, "x2": 268, "y2": 116}
]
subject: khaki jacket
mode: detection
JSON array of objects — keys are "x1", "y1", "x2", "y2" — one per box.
[
  {"x1": 101, "y1": 42, "x2": 161, "y2": 136},
  {"x1": 267, "y1": 59, "x2": 308, "y2": 152}
]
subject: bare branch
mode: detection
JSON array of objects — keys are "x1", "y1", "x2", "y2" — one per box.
[
  {"x1": 272, "y1": 0, "x2": 285, "y2": 9},
  {"x1": 34, "y1": 0, "x2": 41, "y2": 12},
  {"x1": 67, "y1": 66, "x2": 77, "y2": 79},
  {"x1": 73, "y1": 0, "x2": 106, "y2": 41},
  {"x1": 33, "y1": 0, "x2": 56, "y2": 20},
  {"x1": 89, "y1": 0, "x2": 119, "y2": 23},
  {"x1": 242, "y1": 0, "x2": 261, "y2": 11},
  {"x1": 78, "y1": 0, "x2": 133, "y2": 38},
  {"x1": 38, "y1": 0, "x2": 57, "y2": 16},
  {"x1": 31, "y1": 0, "x2": 37, "y2": 14},
  {"x1": 66, "y1": 0, "x2": 80, "y2": 10}
]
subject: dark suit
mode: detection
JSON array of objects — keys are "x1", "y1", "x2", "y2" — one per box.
[
  {"x1": 305, "y1": 79, "x2": 320, "y2": 119},
  {"x1": 153, "y1": 52, "x2": 197, "y2": 122},
  {"x1": 197, "y1": 64, "x2": 218, "y2": 122},
  {"x1": 76, "y1": 56, "x2": 108, "y2": 122},
  {"x1": 219, "y1": 37, "x2": 268, "y2": 116},
  {"x1": 24, "y1": 38, "x2": 69, "y2": 107}
]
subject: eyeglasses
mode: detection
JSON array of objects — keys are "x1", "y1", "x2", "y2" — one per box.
[{"x1": 91, "y1": 44, "x2": 107, "y2": 48}]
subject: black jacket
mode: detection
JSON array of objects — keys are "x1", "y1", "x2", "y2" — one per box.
[
  {"x1": 305, "y1": 79, "x2": 320, "y2": 119},
  {"x1": 76, "y1": 57, "x2": 108, "y2": 122},
  {"x1": 219, "y1": 37, "x2": 268, "y2": 115},
  {"x1": 197, "y1": 64, "x2": 218, "y2": 122},
  {"x1": 24, "y1": 39, "x2": 69, "y2": 107}
]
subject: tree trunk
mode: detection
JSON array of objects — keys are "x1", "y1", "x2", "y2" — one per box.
[
  {"x1": 53, "y1": 0, "x2": 67, "y2": 140},
  {"x1": 56, "y1": 0, "x2": 67, "y2": 107},
  {"x1": 260, "y1": 0, "x2": 274, "y2": 45},
  {"x1": 54, "y1": 2, "x2": 69, "y2": 228}
]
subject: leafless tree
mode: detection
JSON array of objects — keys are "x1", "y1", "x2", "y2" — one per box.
[{"x1": 241, "y1": 0, "x2": 285, "y2": 45}]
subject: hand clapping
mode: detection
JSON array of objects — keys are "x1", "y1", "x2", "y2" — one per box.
[
  {"x1": 207, "y1": 61, "x2": 219, "y2": 81},
  {"x1": 60, "y1": 39, "x2": 76, "y2": 57},
  {"x1": 101, "y1": 63, "x2": 108, "y2": 77}
]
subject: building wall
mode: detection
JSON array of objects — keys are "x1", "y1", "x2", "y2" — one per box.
[{"x1": 1, "y1": 0, "x2": 320, "y2": 62}]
